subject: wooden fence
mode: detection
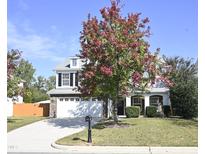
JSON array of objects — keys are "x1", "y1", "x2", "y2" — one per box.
[{"x1": 13, "y1": 103, "x2": 49, "y2": 117}]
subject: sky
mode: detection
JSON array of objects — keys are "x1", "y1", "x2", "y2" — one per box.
[{"x1": 8, "y1": 0, "x2": 198, "y2": 78}]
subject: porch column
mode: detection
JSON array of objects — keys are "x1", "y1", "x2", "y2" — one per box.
[
  {"x1": 126, "y1": 96, "x2": 131, "y2": 107},
  {"x1": 107, "y1": 99, "x2": 112, "y2": 118},
  {"x1": 144, "y1": 94, "x2": 150, "y2": 114},
  {"x1": 163, "y1": 94, "x2": 170, "y2": 106}
]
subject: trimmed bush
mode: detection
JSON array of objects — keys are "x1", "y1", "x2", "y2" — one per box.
[
  {"x1": 146, "y1": 106, "x2": 157, "y2": 117},
  {"x1": 125, "y1": 106, "x2": 140, "y2": 118},
  {"x1": 163, "y1": 105, "x2": 171, "y2": 117}
]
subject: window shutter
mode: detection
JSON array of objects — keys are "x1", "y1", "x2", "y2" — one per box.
[
  {"x1": 70, "y1": 73, "x2": 73, "y2": 86},
  {"x1": 75, "y1": 72, "x2": 78, "y2": 86},
  {"x1": 58, "y1": 73, "x2": 62, "y2": 86}
]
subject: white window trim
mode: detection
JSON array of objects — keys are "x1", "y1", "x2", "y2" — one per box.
[
  {"x1": 62, "y1": 73, "x2": 70, "y2": 86},
  {"x1": 56, "y1": 71, "x2": 77, "y2": 88},
  {"x1": 150, "y1": 97, "x2": 161, "y2": 106},
  {"x1": 71, "y1": 59, "x2": 77, "y2": 67}
]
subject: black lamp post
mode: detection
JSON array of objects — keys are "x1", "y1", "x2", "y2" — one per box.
[{"x1": 85, "y1": 115, "x2": 92, "y2": 143}]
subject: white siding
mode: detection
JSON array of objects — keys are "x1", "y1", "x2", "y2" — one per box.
[
  {"x1": 162, "y1": 94, "x2": 170, "y2": 106},
  {"x1": 144, "y1": 95, "x2": 150, "y2": 109},
  {"x1": 126, "y1": 96, "x2": 131, "y2": 107}
]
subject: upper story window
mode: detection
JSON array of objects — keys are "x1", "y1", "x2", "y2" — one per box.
[
  {"x1": 62, "y1": 73, "x2": 69, "y2": 86},
  {"x1": 58, "y1": 72, "x2": 77, "y2": 87},
  {"x1": 72, "y1": 59, "x2": 77, "y2": 67}
]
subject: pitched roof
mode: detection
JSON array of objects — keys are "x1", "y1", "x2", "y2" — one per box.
[
  {"x1": 47, "y1": 88, "x2": 81, "y2": 95},
  {"x1": 54, "y1": 57, "x2": 82, "y2": 71},
  {"x1": 149, "y1": 87, "x2": 169, "y2": 93}
]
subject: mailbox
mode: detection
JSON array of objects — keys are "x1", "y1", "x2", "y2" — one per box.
[
  {"x1": 85, "y1": 115, "x2": 92, "y2": 143},
  {"x1": 85, "y1": 115, "x2": 92, "y2": 122}
]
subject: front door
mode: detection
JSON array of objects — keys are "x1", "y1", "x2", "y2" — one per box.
[{"x1": 117, "y1": 99, "x2": 125, "y2": 115}]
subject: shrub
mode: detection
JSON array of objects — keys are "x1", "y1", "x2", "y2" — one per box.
[
  {"x1": 146, "y1": 106, "x2": 157, "y2": 117},
  {"x1": 125, "y1": 106, "x2": 140, "y2": 118},
  {"x1": 163, "y1": 105, "x2": 171, "y2": 117}
]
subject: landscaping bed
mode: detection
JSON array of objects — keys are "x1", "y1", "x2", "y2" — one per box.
[
  {"x1": 56, "y1": 118, "x2": 198, "y2": 146},
  {"x1": 7, "y1": 116, "x2": 46, "y2": 132}
]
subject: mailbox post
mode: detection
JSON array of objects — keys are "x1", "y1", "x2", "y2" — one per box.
[{"x1": 85, "y1": 115, "x2": 92, "y2": 143}]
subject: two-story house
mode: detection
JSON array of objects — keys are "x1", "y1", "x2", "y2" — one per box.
[{"x1": 47, "y1": 56, "x2": 170, "y2": 118}]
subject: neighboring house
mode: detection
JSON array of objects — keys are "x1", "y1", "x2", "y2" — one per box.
[
  {"x1": 7, "y1": 80, "x2": 25, "y2": 117},
  {"x1": 47, "y1": 57, "x2": 170, "y2": 118},
  {"x1": 7, "y1": 98, "x2": 13, "y2": 117}
]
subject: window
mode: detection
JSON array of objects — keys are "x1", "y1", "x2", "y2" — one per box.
[
  {"x1": 60, "y1": 73, "x2": 76, "y2": 87},
  {"x1": 70, "y1": 98, "x2": 74, "y2": 101},
  {"x1": 150, "y1": 96, "x2": 163, "y2": 107},
  {"x1": 76, "y1": 98, "x2": 80, "y2": 101},
  {"x1": 62, "y1": 73, "x2": 69, "y2": 86},
  {"x1": 65, "y1": 98, "x2": 69, "y2": 101},
  {"x1": 59, "y1": 98, "x2": 63, "y2": 101},
  {"x1": 153, "y1": 80, "x2": 166, "y2": 88},
  {"x1": 72, "y1": 59, "x2": 77, "y2": 66},
  {"x1": 150, "y1": 97, "x2": 159, "y2": 106},
  {"x1": 81, "y1": 97, "x2": 90, "y2": 101},
  {"x1": 131, "y1": 96, "x2": 145, "y2": 115},
  {"x1": 132, "y1": 97, "x2": 144, "y2": 106}
]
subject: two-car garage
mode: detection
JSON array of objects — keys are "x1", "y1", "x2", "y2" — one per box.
[{"x1": 56, "y1": 97, "x2": 103, "y2": 118}]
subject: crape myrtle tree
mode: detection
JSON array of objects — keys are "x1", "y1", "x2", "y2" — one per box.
[{"x1": 78, "y1": 0, "x2": 171, "y2": 122}]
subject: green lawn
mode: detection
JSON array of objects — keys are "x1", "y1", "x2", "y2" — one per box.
[
  {"x1": 7, "y1": 116, "x2": 46, "y2": 132},
  {"x1": 56, "y1": 118, "x2": 198, "y2": 146}
]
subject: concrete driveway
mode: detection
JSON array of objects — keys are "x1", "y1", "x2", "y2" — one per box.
[{"x1": 7, "y1": 117, "x2": 100, "y2": 152}]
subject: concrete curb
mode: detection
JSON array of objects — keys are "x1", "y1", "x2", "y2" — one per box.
[
  {"x1": 51, "y1": 142, "x2": 71, "y2": 150},
  {"x1": 51, "y1": 142, "x2": 197, "y2": 154},
  {"x1": 51, "y1": 142, "x2": 150, "y2": 153}
]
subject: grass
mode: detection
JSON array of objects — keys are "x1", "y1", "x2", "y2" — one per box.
[
  {"x1": 56, "y1": 118, "x2": 198, "y2": 146},
  {"x1": 7, "y1": 116, "x2": 46, "y2": 132}
]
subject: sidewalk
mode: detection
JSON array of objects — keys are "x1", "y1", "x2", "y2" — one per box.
[{"x1": 52, "y1": 143, "x2": 198, "y2": 154}]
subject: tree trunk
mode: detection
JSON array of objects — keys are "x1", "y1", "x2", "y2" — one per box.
[
  {"x1": 169, "y1": 92, "x2": 173, "y2": 116},
  {"x1": 170, "y1": 100, "x2": 174, "y2": 116},
  {"x1": 102, "y1": 97, "x2": 108, "y2": 118},
  {"x1": 112, "y1": 99, "x2": 118, "y2": 123},
  {"x1": 112, "y1": 52, "x2": 120, "y2": 123}
]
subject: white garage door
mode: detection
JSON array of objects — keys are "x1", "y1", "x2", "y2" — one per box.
[{"x1": 56, "y1": 97, "x2": 103, "y2": 118}]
